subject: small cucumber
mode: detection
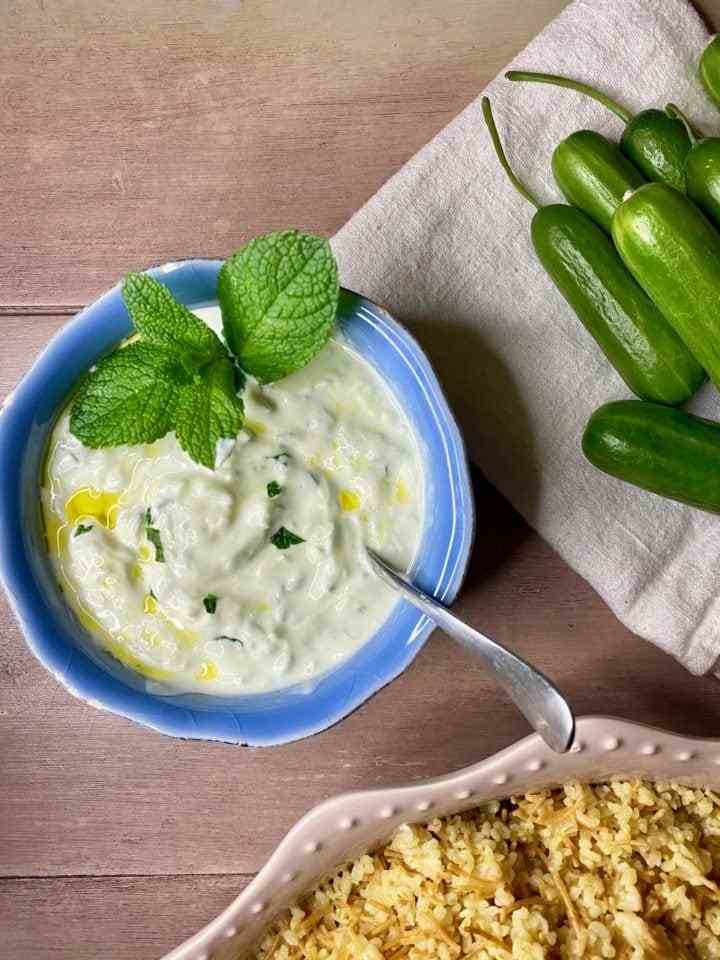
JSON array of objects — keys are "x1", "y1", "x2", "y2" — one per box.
[
  {"x1": 551, "y1": 130, "x2": 645, "y2": 233},
  {"x1": 621, "y1": 109, "x2": 690, "y2": 192},
  {"x1": 666, "y1": 103, "x2": 720, "y2": 231},
  {"x1": 482, "y1": 98, "x2": 704, "y2": 406},
  {"x1": 612, "y1": 182, "x2": 720, "y2": 391},
  {"x1": 531, "y1": 205, "x2": 705, "y2": 404},
  {"x1": 700, "y1": 36, "x2": 720, "y2": 110},
  {"x1": 583, "y1": 399, "x2": 720, "y2": 513},
  {"x1": 506, "y1": 71, "x2": 692, "y2": 191}
]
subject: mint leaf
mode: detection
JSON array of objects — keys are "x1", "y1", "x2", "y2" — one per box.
[
  {"x1": 267, "y1": 481, "x2": 282, "y2": 498},
  {"x1": 123, "y1": 273, "x2": 226, "y2": 368},
  {"x1": 175, "y1": 357, "x2": 244, "y2": 469},
  {"x1": 218, "y1": 230, "x2": 339, "y2": 383},
  {"x1": 144, "y1": 508, "x2": 165, "y2": 562},
  {"x1": 71, "y1": 274, "x2": 247, "y2": 469},
  {"x1": 70, "y1": 342, "x2": 188, "y2": 448},
  {"x1": 203, "y1": 594, "x2": 218, "y2": 614},
  {"x1": 72, "y1": 241, "x2": 336, "y2": 469},
  {"x1": 74, "y1": 523, "x2": 93, "y2": 537},
  {"x1": 270, "y1": 526, "x2": 304, "y2": 549}
]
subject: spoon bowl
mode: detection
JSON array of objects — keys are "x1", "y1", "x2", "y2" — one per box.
[{"x1": 367, "y1": 548, "x2": 575, "y2": 753}]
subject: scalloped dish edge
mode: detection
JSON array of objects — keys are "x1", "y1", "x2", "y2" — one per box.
[{"x1": 162, "y1": 716, "x2": 720, "y2": 960}]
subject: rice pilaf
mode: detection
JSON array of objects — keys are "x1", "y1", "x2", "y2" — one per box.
[{"x1": 255, "y1": 780, "x2": 720, "y2": 959}]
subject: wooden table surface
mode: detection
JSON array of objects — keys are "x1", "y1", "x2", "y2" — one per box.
[{"x1": 4, "y1": 1, "x2": 720, "y2": 957}]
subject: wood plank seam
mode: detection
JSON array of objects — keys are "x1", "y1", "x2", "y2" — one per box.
[
  {"x1": 0, "y1": 306, "x2": 84, "y2": 316},
  {"x1": 0, "y1": 872, "x2": 256, "y2": 882}
]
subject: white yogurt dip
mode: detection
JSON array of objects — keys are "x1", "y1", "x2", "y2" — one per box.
[{"x1": 41, "y1": 306, "x2": 425, "y2": 695}]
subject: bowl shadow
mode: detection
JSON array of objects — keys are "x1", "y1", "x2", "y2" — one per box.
[{"x1": 404, "y1": 314, "x2": 541, "y2": 529}]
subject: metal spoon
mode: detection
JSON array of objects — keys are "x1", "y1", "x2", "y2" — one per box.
[{"x1": 367, "y1": 549, "x2": 575, "y2": 753}]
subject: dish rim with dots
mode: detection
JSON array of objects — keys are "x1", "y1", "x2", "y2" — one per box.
[{"x1": 161, "y1": 716, "x2": 720, "y2": 959}]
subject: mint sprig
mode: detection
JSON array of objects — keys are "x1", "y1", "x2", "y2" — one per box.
[
  {"x1": 219, "y1": 230, "x2": 339, "y2": 383},
  {"x1": 70, "y1": 274, "x2": 244, "y2": 469},
  {"x1": 70, "y1": 231, "x2": 339, "y2": 469},
  {"x1": 175, "y1": 357, "x2": 244, "y2": 469},
  {"x1": 123, "y1": 273, "x2": 226, "y2": 369}
]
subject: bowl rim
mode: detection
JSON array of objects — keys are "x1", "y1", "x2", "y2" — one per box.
[
  {"x1": 161, "y1": 715, "x2": 720, "y2": 960},
  {"x1": 0, "y1": 258, "x2": 475, "y2": 745}
]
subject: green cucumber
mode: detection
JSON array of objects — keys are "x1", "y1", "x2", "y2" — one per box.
[
  {"x1": 700, "y1": 36, "x2": 720, "y2": 110},
  {"x1": 583, "y1": 399, "x2": 720, "y2": 513},
  {"x1": 612, "y1": 182, "x2": 720, "y2": 390},
  {"x1": 505, "y1": 71, "x2": 692, "y2": 191},
  {"x1": 551, "y1": 130, "x2": 645, "y2": 234},
  {"x1": 666, "y1": 103, "x2": 720, "y2": 231},
  {"x1": 482, "y1": 98, "x2": 704, "y2": 406},
  {"x1": 530, "y1": 205, "x2": 705, "y2": 404}
]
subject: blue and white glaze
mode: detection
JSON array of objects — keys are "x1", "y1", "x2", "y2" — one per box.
[{"x1": 0, "y1": 260, "x2": 474, "y2": 744}]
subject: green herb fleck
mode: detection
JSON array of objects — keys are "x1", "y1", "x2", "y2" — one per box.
[
  {"x1": 217, "y1": 634, "x2": 243, "y2": 645},
  {"x1": 146, "y1": 527, "x2": 164, "y2": 562},
  {"x1": 218, "y1": 230, "x2": 339, "y2": 383},
  {"x1": 144, "y1": 508, "x2": 165, "y2": 563},
  {"x1": 267, "y1": 481, "x2": 282, "y2": 498},
  {"x1": 74, "y1": 523, "x2": 93, "y2": 537},
  {"x1": 203, "y1": 594, "x2": 218, "y2": 614},
  {"x1": 270, "y1": 526, "x2": 305, "y2": 550}
]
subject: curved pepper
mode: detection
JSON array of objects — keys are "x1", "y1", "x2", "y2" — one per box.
[
  {"x1": 506, "y1": 70, "x2": 692, "y2": 192},
  {"x1": 482, "y1": 98, "x2": 704, "y2": 406}
]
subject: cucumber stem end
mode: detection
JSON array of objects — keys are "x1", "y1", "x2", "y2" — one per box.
[
  {"x1": 482, "y1": 96, "x2": 540, "y2": 210},
  {"x1": 505, "y1": 69, "x2": 632, "y2": 125},
  {"x1": 665, "y1": 102, "x2": 700, "y2": 145}
]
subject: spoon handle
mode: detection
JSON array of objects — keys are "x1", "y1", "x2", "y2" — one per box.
[{"x1": 367, "y1": 549, "x2": 575, "y2": 753}]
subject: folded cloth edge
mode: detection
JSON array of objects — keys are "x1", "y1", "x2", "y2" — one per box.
[{"x1": 331, "y1": 0, "x2": 720, "y2": 675}]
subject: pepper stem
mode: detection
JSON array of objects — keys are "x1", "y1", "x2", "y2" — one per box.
[
  {"x1": 482, "y1": 97, "x2": 540, "y2": 210},
  {"x1": 665, "y1": 103, "x2": 700, "y2": 145},
  {"x1": 505, "y1": 70, "x2": 632, "y2": 124}
]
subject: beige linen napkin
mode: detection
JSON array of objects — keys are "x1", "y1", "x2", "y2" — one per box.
[{"x1": 331, "y1": 0, "x2": 720, "y2": 674}]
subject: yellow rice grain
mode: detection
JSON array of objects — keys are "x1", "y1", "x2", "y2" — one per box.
[{"x1": 254, "y1": 780, "x2": 720, "y2": 959}]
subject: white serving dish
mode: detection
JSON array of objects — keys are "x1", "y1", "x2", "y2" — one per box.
[{"x1": 162, "y1": 716, "x2": 720, "y2": 960}]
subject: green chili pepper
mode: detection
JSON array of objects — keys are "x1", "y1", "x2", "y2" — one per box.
[
  {"x1": 551, "y1": 129, "x2": 645, "y2": 233},
  {"x1": 666, "y1": 102, "x2": 720, "y2": 230},
  {"x1": 506, "y1": 70, "x2": 692, "y2": 191},
  {"x1": 612, "y1": 181, "x2": 720, "y2": 390},
  {"x1": 482, "y1": 98, "x2": 704, "y2": 406},
  {"x1": 700, "y1": 36, "x2": 720, "y2": 110}
]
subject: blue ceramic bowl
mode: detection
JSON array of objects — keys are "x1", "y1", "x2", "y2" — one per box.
[{"x1": 0, "y1": 260, "x2": 474, "y2": 745}]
